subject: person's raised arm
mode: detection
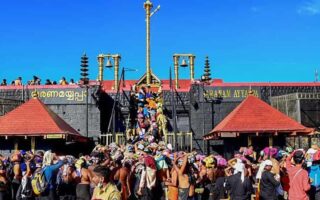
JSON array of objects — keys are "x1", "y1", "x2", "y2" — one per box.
[{"x1": 179, "y1": 154, "x2": 188, "y2": 175}]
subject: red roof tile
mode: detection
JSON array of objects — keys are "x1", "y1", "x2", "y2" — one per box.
[
  {"x1": 0, "y1": 98, "x2": 86, "y2": 140},
  {"x1": 204, "y1": 95, "x2": 313, "y2": 139}
]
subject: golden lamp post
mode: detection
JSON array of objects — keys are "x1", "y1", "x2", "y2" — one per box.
[
  {"x1": 97, "y1": 53, "x2": 121, "y2": 90},
  {"x1": 144, "y1": 0, "x2": 160, "y2": 85},
  {"x1": 173, "y1": 53, "x2": 196, "y2": 89}
]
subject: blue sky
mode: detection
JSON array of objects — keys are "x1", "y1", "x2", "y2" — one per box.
[{"x1": 0, "y1": 0, "x2": 320, "y2": 83}]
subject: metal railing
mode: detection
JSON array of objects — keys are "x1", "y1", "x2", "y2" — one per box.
[{"x1": 165, "y1": 132, "x2": 193, "y2": 151}]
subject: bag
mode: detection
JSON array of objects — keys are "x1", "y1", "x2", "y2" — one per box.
[
  {"x1": 276, "y1": 184, "x2": 284, "y2": 196},
  {"x1": 31, "y1": 167, "x2": 48, "y2": 196},
  {"x1": 16, "y1": 176, "x2": 33, "y2": 200},
  {"x1": 309, "y1": 165, "x2": 320, "y2": 187}
]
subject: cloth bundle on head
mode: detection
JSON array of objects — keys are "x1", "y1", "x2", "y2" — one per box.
[
  {"x1": 187, "y1": 154, "x2": 196, "y2": 164},
  {"x1": 66, "y1": 155, "x2": 75, "y2": 165},
  {"x1": 276, "y1": 150, "x2": 288, "y2": 159},
  {"x1": 196, "y1": 154, "x2": 206, "y2": 162},
  {"x1": 112, "y1": 150, "x2": 124, "y2": 162},
  {"x1": 263, "y1": 147, "x2": 278, "y2": 158},
  {"x1": 155, "y1": 155, "x2": 168, "y2": 170},
  {"x1": 203, "y1": 156, "x2": 216, "y2": 168},
  {"x1": 127, "y1": 145, "x2": 134, "y2": 153},
  {"x1": 214, "y1": 155, "x2": 227, "y2": 167},
  {"x1": 138, "y1": 143, "x2": 145, "y2": 151},
  {"x1": 286, "y1": 146, "x2": 293, "y2": 153},
  {"x1": 147, "y1": 135, "x2": 155, "y2": 143},
  {"x1": 75, "y1": 159, "x2": 85, "y2": 169},
  {"x1": 233, "y1": 162, "x2": 245, "y2": 182},
  {"x1": 243, "y1": 148, "x2": 253, "y2": 156}
]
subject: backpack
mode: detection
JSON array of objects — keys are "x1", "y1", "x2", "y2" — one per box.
[
  {"x1": 309, "y1": 165, "x2": 320, "y2": 188},
  {"x1": 16, "y1": 176, "x2": 33, "y2": 200},
  {"x1": 31, "y1": 167, "x2": 48, "y2": 196}
]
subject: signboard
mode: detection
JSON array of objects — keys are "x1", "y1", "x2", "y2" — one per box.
[
  {"x1": 220, "y1": 132, "x2": 237, "y2": 138},
  {"x1": 45, "y1": 134, "x2": 64, "y2": 139},
  {"x1": 203, "y1": 86, "x2": 261, "y2": 102},
  {"x1": 31, "y1": 88, "x2": 95, "y2": 104}
]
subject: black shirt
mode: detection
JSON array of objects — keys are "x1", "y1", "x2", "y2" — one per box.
[
  {"x1": 260, "y1": 171, "x2": 280, "y2": 200},
  {"x1": 226, "y1": 173, "x2": 253, "y2": 200}
]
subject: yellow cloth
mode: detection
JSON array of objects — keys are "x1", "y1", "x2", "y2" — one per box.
[
  {"x1": 147, "y1": 99, "x2": 157, "y2": 109},
  {"x1": 92, "y1": 183, "x2": 121, "y2": 200}
]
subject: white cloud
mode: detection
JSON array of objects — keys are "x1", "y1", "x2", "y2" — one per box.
[{"x1": 298, "y1": 0, "x2": 320, "y2": 15}]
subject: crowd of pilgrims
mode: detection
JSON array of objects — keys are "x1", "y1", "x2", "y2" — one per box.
[{"x1": 0, "y1": 144, "x2": 320, "y2": 200}]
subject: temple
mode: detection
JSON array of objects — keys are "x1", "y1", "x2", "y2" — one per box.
[{"x1": 0, "y1": 0, "x2": 319, "y2": 155}]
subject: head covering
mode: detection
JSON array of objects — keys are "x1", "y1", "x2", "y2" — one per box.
[
  {"x1": 256, "y1": 159, "x2": 273, "y2": 179},
  {"x1": 233, "y1": 162, "x2": 245, "y2": 182},
  {"x1": 263, "y1": 147, "x2": 278, "y2": 157},
  {"x1": 138, "y1": 143, "x2": 144, "y2": 150},
  {"x1": 215, "y1": 156, "x2": 227, "y2": 167},
  {"x1": 203, "y1": 156, "x2": 216, "y2": 168},
  {"x1": 244, "y1": 148, "x2": 253, "y2": 156},
  {"x1": 42, "y1": 151, "x2": 53, "y2": 167},
  {"x1": 264, "y1": 159, "x2": 273, "y2": 166},
  {"x1": 286, "y1": 146, "x2": 293, "y2": 153}
]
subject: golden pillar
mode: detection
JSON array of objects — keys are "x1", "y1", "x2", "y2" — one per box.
[
  {"x1": 97, "y1": 54, "x2": 105, "y2": 81},
  {"x1": 14, "y1": 140, "x2": 18, "y2": 150},
  {"x1": 113, "y1": 55, "x2": 121, "y2": 90},
  {"x1": 144, "y1": 0, "x2": 153, "y2": 85},
  {"x1": 31, "y1": 137, "x2": 36, "y2": 152},
  {"x1": 269, "y1": 135, "x2": 273, "y2": 146},
  {"x1": 173, "y1": 55, "x2": 179, "y2": 89},
  {"x1": 189, "y1": 55, "x2": 195, "y2": 81}
]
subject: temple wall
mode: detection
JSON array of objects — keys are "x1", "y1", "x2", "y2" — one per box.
[{"x1": 1, "y1": 84, "x2": 320, "y2": 154}]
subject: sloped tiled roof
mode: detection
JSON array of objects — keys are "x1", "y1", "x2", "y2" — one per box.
[
  {"x1": 204, "y1": 95, "x2": 314, "y2": 140},
  {"x1": 0, "y1": 98, "x2": 86, "y2": 141}
]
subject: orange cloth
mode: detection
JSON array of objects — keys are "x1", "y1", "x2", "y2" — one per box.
[
  {"x1": 146, "y1": 99, "x2": 157, "y2": 109},
  {"x1": 167, "y1": 186, "x2": 178, "y2": 200}
]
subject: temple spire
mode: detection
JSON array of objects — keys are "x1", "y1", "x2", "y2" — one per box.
[{"x1": 203, "y1": 56, "x2": 212, "y2": 82}]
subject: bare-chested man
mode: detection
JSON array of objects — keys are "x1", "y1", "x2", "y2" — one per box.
[
  {"x1": 173, "y1": 153, "x2": 190, "y2": 200},
  {"x1": 0, "y1": 159, "x2": 8, "y2": 200},
  {"x1": 115, "y1": 161, "x2": 131, "y2": 200},
  {"x1": 75, "y1": 158, "x2": 92, "y2": 200},
  {"x1": 165, "y1": 166, "x2": 178, "y2": 200},
  {"x1": 11, "y1": 151, "x2": 22, "y2": 200}
]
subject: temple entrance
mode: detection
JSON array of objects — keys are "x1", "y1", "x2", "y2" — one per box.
[{"x1": 249, "y1": 136, "x2": 271, "y2": 154}]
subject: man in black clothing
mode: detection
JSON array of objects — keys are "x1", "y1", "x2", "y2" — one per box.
[
  {"x1": 226, "y1": 162, "x2": 253, "y2": 200},
  {"x1": 259, "y1": 160, "x2": 280, "y2": 200}
]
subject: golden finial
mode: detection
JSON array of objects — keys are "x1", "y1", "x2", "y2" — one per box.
[{"x1": 248, "y1": 85, "x2": 254, "y2": 96}]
